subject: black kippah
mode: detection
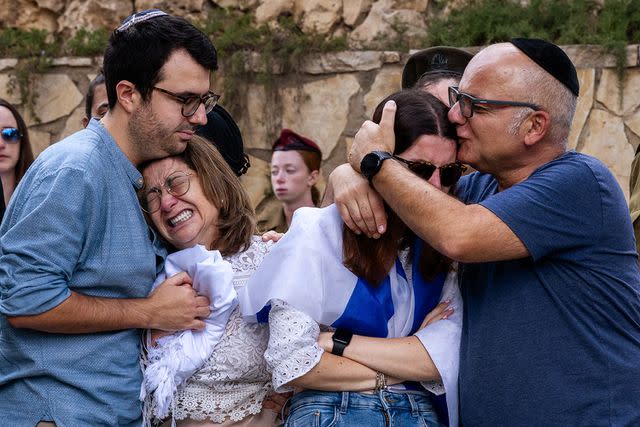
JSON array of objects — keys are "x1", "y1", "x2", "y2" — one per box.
[
  {"x1": 510, "y1": 38, "x2": 579, "y2": 96},
  {"x1": 196, "y1": 105, "x2": 250, "y2": 176}
]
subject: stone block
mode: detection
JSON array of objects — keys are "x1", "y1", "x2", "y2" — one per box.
[
  {"x1": 2, "y1": 0, "x2": 58, "y2": 33},
  {"x1": 281, "y1": 74, "x2": 360, "y2": 160},
  {"x1": 563, "y1": 45, "x2": 638, "y2": 69},
  {"x1": 596, "y1": 68, "x2": 640, "y2": 116},
  {"x1": 580, "y1": 109, "x2": 633, "y2": 198},
  {"x1": 394, "y1": 0, "x2": 429, "y2": 12},
  {"x1": 28, "y1": 129, "x2": 51, "y2": 157},
  {"x1": 24, "y1": 74, "x2": 83, "y2": 124},
  {"x1": 213, "y1": 0, "x2": 260, "y2": 10},
  {"x1": 0, "y1": 74, "x2": 22, "y2": 105},
  {"x1": 58, "y1": 0, "x2": 132, "y2": 34},
  {"x1": 51, "y1": 57, "x2": 93, "y2": 67},
  {"x1": 256, "y1": 0, "x2": 294, "y2": 23},
  {"x1": 136, "y1": 0, "x2": 205, "y2": 14},
  {"x1": 294, "y1": 0, "x2": 342, "y2": 34},
  {"x1": 60, "y1": 105, "x2": 86, "y2": 140},
  {"x1": 240, "y1": 154, "x2": 272, "y2": 210},
  {"x1": 0, "y1": 59, "x2": 18, "y2": 72},
  {"x1": 349, "y1": 0, "x2": 427, "y2": 47},
  {"x1": 382, "y1": 51, "x2": 401, "y2": 63},
  {"x1": 343, "y1": 0, "x2": 372, "y2": 26},
  {"x1": 567, "y1": 68, "x2": 594, "y2": 150},
  {"x1": 36, "y1": 0, "x2": 65, "y2": 13},
  {"x1": 302, "y1": 51, "x2": 383, "y2": 74},
  {"x1": 237, "y1": 84, "x2": 270, "y2": 151},
  {"x1": 364, "y1": 66, "x2": 402, "y2": 118},
  {"x1": 626, "y1": 110, "x2": 640, "y2": 140}
]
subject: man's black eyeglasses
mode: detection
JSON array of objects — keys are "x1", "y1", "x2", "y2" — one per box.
[
  {"x1": 393, "y1": 156, "x2": 467, "y2": 187},
  {"x1": 448, "y1": 86, "x2": 541, "y2": 118},
  {"x1": 1, "y1": 127, "x2": 22, "y2": 144},
  {"x1": 153, "y1": 87, "x2": 220, "y2": 118}
]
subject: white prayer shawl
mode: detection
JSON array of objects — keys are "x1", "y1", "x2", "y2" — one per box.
[
  {"x1": 140, "y1": 245, "x2": 238, "y2": 420},
  {"x1": 239, "y1": 205, "x2": 462, "y2": 426}
]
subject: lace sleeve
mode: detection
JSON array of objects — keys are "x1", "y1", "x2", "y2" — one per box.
[{"x1": 264, "y1": 299, "x2": 324, "y2": 393}]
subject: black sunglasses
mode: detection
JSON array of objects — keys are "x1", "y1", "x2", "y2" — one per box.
[
  {"x1": 394, "y1": 156, "x2": 467, "y2": 187},
  {"x1": 448, "y1": 86, "x2": 541, "y2": 118},
  {"x1": 153, "y1": 87, "x2": 220, "y2": 118},
  {"x1": 1, "y1": 127, "x2": 22, "y2": 144}
]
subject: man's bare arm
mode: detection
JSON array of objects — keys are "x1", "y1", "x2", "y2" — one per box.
[{"x1": 7, "y1": 272, "x2": 210, "y2": 333}]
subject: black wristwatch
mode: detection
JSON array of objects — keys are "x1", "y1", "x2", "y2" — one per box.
[
  {"x1": 331, "y1": 328, "x2": 353, "y2": 356},
  {"x1": 360, "y1": 151, "x2": 393, "y2": 182}
]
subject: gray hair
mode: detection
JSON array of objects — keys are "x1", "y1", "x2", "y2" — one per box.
[{"x1": 508, "y1": 66, "x2": 578, "y2": 146}]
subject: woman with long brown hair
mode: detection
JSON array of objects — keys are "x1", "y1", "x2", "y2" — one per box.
[
  {"x1": 241, "y1": 90, "x2": 465, "y2": 426},
  {"x1": 0, "y1": 98, "x2": 34, "y2": 209},
  {"x1": 138, "y1": 134, "x2": 281, "y2": 426}
]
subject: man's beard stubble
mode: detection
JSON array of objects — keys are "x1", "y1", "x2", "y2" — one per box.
[{"x1": 128, "y1": 103, "x2": 187, "y2": 164}]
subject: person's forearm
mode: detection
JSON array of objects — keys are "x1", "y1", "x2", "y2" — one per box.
[
  {"x1": 288, "y1": 352, "x2": 401, "y2": 391},
  {"x1": 372, "y1": 160, "x2": 527, "y2": 262},
  {"x1": 7, "y1": 290, "x2": 154, "y2": 333},
  {"x1": 341, "y1": 335, "x2": 440, "y2": 382}
]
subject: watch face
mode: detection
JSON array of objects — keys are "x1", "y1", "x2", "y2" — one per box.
[
  {"x1": 361, "y1": 153, "x2": 380, "y2": 178},
  {"x1": 361, "y1": 151, "x2": 391, "y2": 180}
]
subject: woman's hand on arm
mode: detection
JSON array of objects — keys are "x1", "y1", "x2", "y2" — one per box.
[
  {"x1": 287, "y1": 352, "x2": 402, "y2": 392},
  {"x1": 317, "y1": 333, "x2": 441, "y2": 383}
]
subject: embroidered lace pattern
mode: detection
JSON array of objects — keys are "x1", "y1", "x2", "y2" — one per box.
[
  {"x1": 152, "y1": 237, "x2": 274, "y2": 423},
  {"x1": 264, "y1": 299, "x2": 324, "y2": 393}
]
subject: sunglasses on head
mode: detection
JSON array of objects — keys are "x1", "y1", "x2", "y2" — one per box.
[
  {"x1": 1, "y1": 127, "x2": 22, "y2": 144},
  {"x1": 393, "y1": 156, "x2": 467, "y2": 187}
]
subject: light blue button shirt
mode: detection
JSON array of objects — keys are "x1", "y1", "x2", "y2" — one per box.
[{"x1": 0, "y1": 119, "x2": 166, "y2": 426}]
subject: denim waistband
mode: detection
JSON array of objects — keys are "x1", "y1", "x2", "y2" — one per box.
[{"x1": 287, "y1": 389, "x2": 435, "y2": 416}]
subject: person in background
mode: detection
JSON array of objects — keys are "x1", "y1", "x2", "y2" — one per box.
[
  {"x1": 196, "y1": 104, "x2": 251, "y2": 177},
  {"x1": 402, "y1": 46, "x2": 473, "y2": 103},
  {"x1": 261, "y1": 129, "x2": 322, "y2": 233},
  {"x1": 81, "y1": 73, "x2": 109, "y2": 128},
  {"x1": 0, "y1": 98, "x2": 34, "y2": 208}
]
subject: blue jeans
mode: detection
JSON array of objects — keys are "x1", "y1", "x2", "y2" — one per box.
[{"x1": 284, "y1": 390, "x2": 443, "y2": 427}]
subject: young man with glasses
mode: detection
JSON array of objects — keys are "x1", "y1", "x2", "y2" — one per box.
[
  {"x1": 333, "y1": 38, "x2": 640, "y2": 425},
  {"x1": 0, "y1": 10, "x2": 218, "y2": 426}
]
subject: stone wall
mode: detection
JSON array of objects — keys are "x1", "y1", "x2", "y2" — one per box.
[
  {"x1": 1, "y1": 45, "x2": 638, "y2": 227},
  {"x1": 2, "y1": 0, "x2": 446, "y2": 49}
]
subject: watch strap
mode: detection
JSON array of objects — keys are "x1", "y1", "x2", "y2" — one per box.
[{"x1": 331, "y1": 328, "x2": 353, "y2": 357}]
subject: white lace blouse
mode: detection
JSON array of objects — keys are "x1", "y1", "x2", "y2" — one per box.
[{"x1": 148, "y1": 237, "x2": 273, "y2": 423}]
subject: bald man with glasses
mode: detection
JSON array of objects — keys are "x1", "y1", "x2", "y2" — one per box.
[{"x1": 331, "y1": 39, "x2": 640, "y2": 426}]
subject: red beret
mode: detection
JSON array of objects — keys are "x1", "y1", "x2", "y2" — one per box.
[{"x1": 272, "y1": 129, "x2": 322, "y2": 155}]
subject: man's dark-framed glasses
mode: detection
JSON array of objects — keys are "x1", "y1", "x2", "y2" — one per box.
[
  {"x1": 393, "y1": 156, "x2": 467, "y2": 187},
  {"x1": 448, "y1": 86, "x2": 541, "y2": 118},
  {"x1": 140, "y1": 171, "x2": 192, "y2": 213},
  {"x1": 1, "y1": 127, "x2": 22, "y2": 144},
  {"x1": 153, "y1": 87, "x2": 220, "y2": 118}
]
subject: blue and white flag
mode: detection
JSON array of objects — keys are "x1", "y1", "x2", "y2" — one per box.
[
  {"x1": 238, "y1": 204, "x2": 462, "y2": 426},
  {"x1": 240, "y1": 205, "x2": 443, "y2": 336}
]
